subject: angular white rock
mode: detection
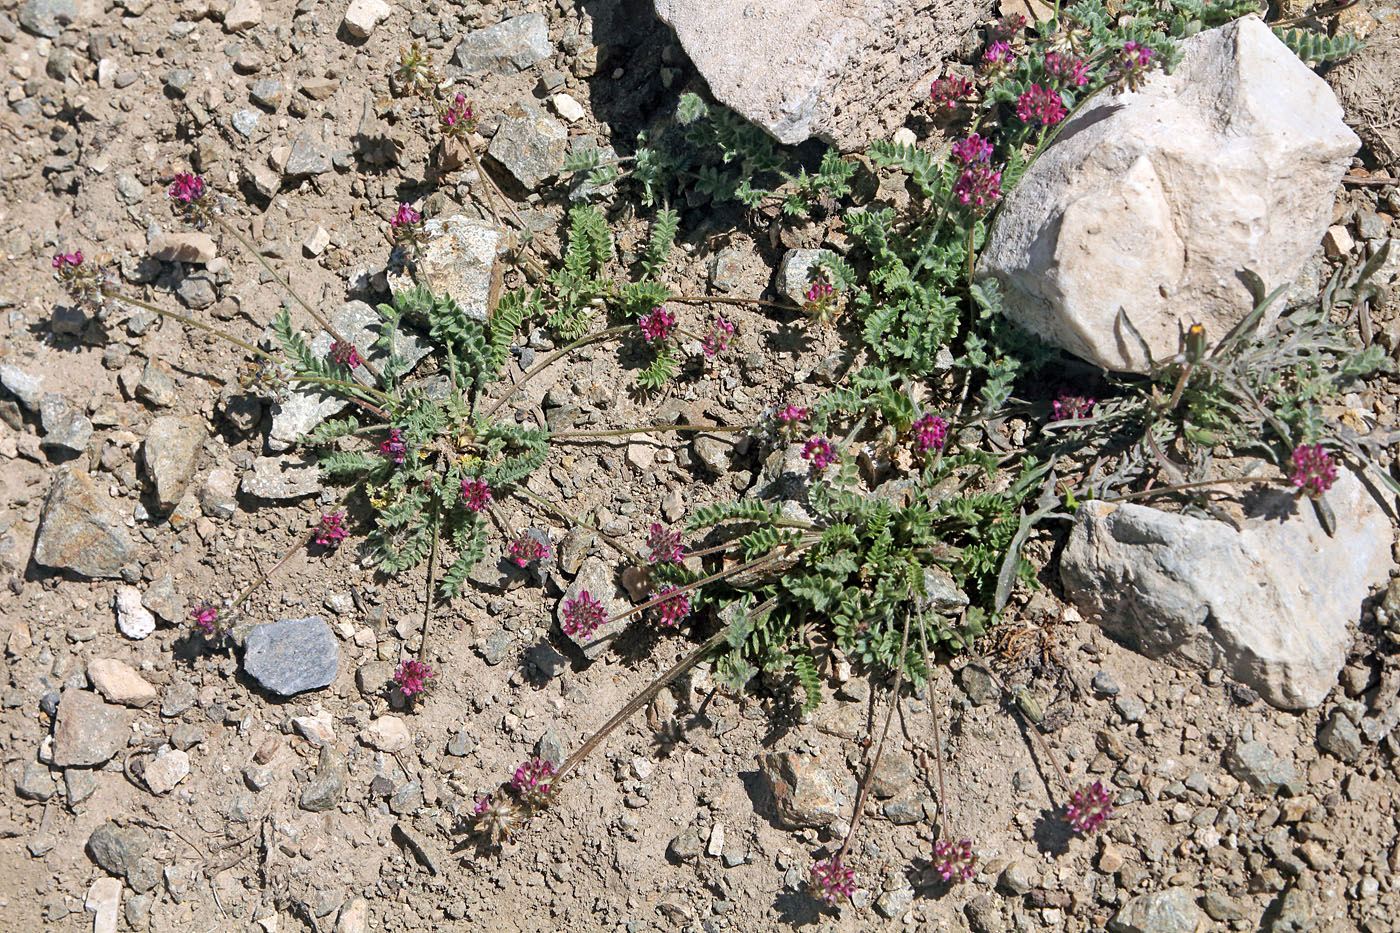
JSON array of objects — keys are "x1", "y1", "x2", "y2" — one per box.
[
  {"x1": 551, "y1": 93, "x2": 585, "y2": 124},
  {"x1": 343, "y1": 0, "x2": 390, "y2": 38},
  {"x1": 114, "y1": 585, "x2": 156, "y2": 639},
  {"x1": 144, "y1": 748, "x2": 191, "y2": 795},
  {"x1": 979, "y1": 16, "x2": 1359, "y2": 372},
  {"x1": 86, "y1": 877, "x2": 122, "y2": 933},
  {"x1": 224, "y1": 0, "x2": 262, "y2": 32},
  {"x1": 360, "y1": 715, "x2": 411, "y2": 753},
  {"x1": 1061, "y1": 469, "x2": 1392, "y2": 709}
]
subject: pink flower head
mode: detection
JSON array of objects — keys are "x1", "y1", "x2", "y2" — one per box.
[
  {"x1": 951, "y1": 133, "x2": 993, "y2": 166},
  {"x1": 1289, "y1": 444, "x2": 1337, "y2": 498},
  {"x1": 912, "y1": 413, "x2": 948, "y2": 455},
  {"x1": 511, "y1": 758, "x2": 556, "y2": 809},
  {"x1": 805, "y1": 279, "x2": 834, "y2": 304},
  {"x1": 314, "y1": 510, "x2": 348, "y2": 547},
  {"x1": 646, "y1": 523, "x2": 685, "y2": 564},
  {"x1": 638, "y1": 306, "x2": 676, "y2": 343},
  {"x1": 329, "y1": 341, "x2": 364, "y2": 368},
  {"x1": 983, "y1": 40, "x2": 1014, "y2": 66},
  {"x1": 802, "y1": 437, "x2": 835, "y2": 472},
  {"x1": 702, "y1": 317, "x2": 736, "y2": 359},
  {"x1": 442, "y1": 91, "x2": 474, "y2": 130},
  {"x1": 393, "y1": 659, "x2": 434, "y2": 697},
  {"x1": 473, "y1": 795, "x2": 493, "y2": 816},
  {"x1": 776, "y1": 404, "x2": 809, "y2": 427},
  {"x1": 390, "y1": 203, "x2": 422, "y2": 228},
  {"x1": 1051, "y1": 391, "x2": 1095, "y2": 422},
  {"x1": 1016, "y1": 84, "x2": 1068, "y2": 126},
  {"x1": 1066, "y1": 779, "x2": 1115, "y2": 834},
  {"x1": 562, "y1": 590, "x2": 606, "y2": 640},
  {"x1": 507, "y1": 533, "x2": 551, "y2": 567},
  {"x1": 51, "y1": 251, "x2": 83, "y2": 268},
  {"x1": 809, "y1": 857, "x2": 855, "y2": 906},
  {"x1": 932, "y1": 838, "x2": 976, "y2": 882},
  {"x1": 651, "y1": 586, "x2": 691, "y2": 628},
  {"x1": 190, "y1": 604, "x2": 222, "y2": 637},
  {"x1": 461, "y1": 478, "x2": 493, "y2": 513},
  {"x1": 930, "y1": 73, "x2": 974, "y2": 109},
  {"x1": 168, "y1": 172, "x2": 206, "y2": 204},
  {"x1": 379, "y1": 428, "x2": 407, "y2": 464},
  {"x1": 1045, "y1": 52, "x2": 1090, "y2": 87},
  {"x1": 994, "y1": 12, "x2": 1026, "y2": 36},
  {"x1": 1123, "y1": 41, "x2": 1154, "y2": 67},
  {"x1": 953, "y1": 164, "x2": 1003, "y2": 211}
]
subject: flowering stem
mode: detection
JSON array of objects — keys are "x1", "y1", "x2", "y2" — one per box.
[
  {"x1": 210, "y1": 214, "x2": 384, "y2": 384},
  {"x1": 107, "y1": 290, "x2": 273, "y2": 362},
  {"x1": 417, "y1": 504, "x2": 441, "y2": 662},
  {"x1": 513, "y1": 486, "x2": 645, "y2": 566},
  {"x1": 964, "y1": 650, "x2": 1074, "y2": 795},
  {"x1": 603, "y1": 548, "x2": 807, "y2": 631},
  {"x1": 837, "y1": 608, "x2": 912, "y2": 864},
  {"x1": 668, "y1": 295, "x2": 793, "y2": 311},
  {"x1": 479, "y1": 325, "x2": 632, "y2": 423},
  {"x1": 550, "y1": 423, "x2": 750, "y2": 441},
  {"x1": 916, "y1": 607, "x2": 952, "y2": 837},
  {"x1": 1098, "y1": 474, "x2": 1277, "y2": 503}
]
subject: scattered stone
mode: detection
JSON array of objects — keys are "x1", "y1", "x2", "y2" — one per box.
[
  {"x1": 293, "y1": 710, "x2": 336, "y2": 748},
  {"x1": 87, "y1": 659, "x2": 157, "y2": 708},
  {"x1": 1322, "y1": 224, "x2": 1354, "y2": 260},
  {"x1": 524, "y1": 642, "x2": 568, "y2": 679},
  {"x1": 53, "y1": 689, "x2": 131, "y2": 767},
  {"x1": 267, "y1": 300, "x2": 432, "y2": 450},
  {"x1": 921, "y1": 565, "x2": 970, "y2": 614},
  {"x1": 135, "y1": 359, "x2": 177, "y2": 407},
  {"x1": 112, "y1": 588, "x2": 156, "y2": 643},
  {"x1": 86, "y1": 877, "x2": 122, "y2": 933},
  {"x1": 1061, "y1": 470, "x2": 1391, "y2": 709},
  {"x1": 1092, "y1": 671, "x2": 1122, "y2": 696},
  {"x1": 299, "y1": 746, "x2": 345, "y2": 812},
  {"x1": 1115, "y1": 695, "x2": 1147, "y2": 724},
  {"x1": 38, "y1": 395, "x2": 92, "y2": 456},
  {"x1": 881, "y1": 792, "x2": 929, "y2": 825},
  {"x1": 775, "y1": 249, "x2": 830, "y2": 306},
  {"x1": 148, "y1": 232, "x2": 217, "y2": 264},
  {"x1": 758, "y1": 751, "x2": 844, "y2": 828},
  {"x1": 668, "y1": 826, "x2": 703, "y2": 861},
  {"x1": 446, "y1": 731, "x2": 473, "y2": 757},
  {"x1": 999, "y1": 862, "x2": 1036, "y2": 895},
  {"x1": 557, "y1": 557, "x2": 626, "y2": 658},
  {"x1": 452, "y1": 13, "x2": 551, "y2": 74},
  {"x1": 869, "y1": 746, "x2": 914, "y2": 798},
  {"x1": 0, "y1": 363, "x2": 44, "y2": 410},
  {"x1": 250, "y1": 78, "x2": 283, "y2": 110},
  {"x1": 240, "y1": 456, "x2": 322, "y2": 500},
  {"x1": 958, "y1": 665, "x2": 999, "y2": 706},
  {"x1": 142, "y1": 415, "x2": 205, "y2": 511},
  {"x1": 1317, "y1": 709, "x2": 1363, "y2": 762},
  {"x1": 981, "y1": 17, "x2": 1358, "y2": 372},
  {"x1": 708, "y1": 247, "x2": 746, "y2": 292},
  {"x1": 143, "y1": 748, "x2": 189, "y2": 795},
  {"x1": 285, "y1": 131, "x2": 333, "y2": 178},
  {"x1": 169, "y1": 724, "x2": 205, "y2": 751},
  {"x1": 360, "y1": 715, "x2": 411, "y2": 753},
  {"x1": 175, "y1": 271, "x2": 217, "y2": 310},
  {"x1": 336, "y1": 898, "x2": 369, "y2": 933},
  {"x1": 303, "y1": 224, "x2": 331, "y2": 257},
  {"x1": 355, "y1": 661, "x2": 393, "y2": 697},
  {"x1": 707, "y1": 822, "x2": 725, "y2": 857},
  {"x1": 486, "y1": 104, "x2": 568, "y2": 189},
  {"x1": 1109, "y1": 887, "x2": 1202, "y2": 933},
  {"x1": 692, "y1": 435, "x2": 730, "y2": 475},
  {"x1": 343, "y1": 0, "x2": 390, "y2": 38},
  {"x1": 199, "y1": 468, "x2": 239, "y2": 519},
  {"x1": 87, "y1": 821, "x2": 147, "y2": 876},
  {"x1": 1225, "y1": 738, "x2": 1298, "y2": 795},
  {"x1": 552, "y1": 93, "x2": 585, "y2": 123},
  {"x1": 19, "y1": 0, "x2": 77, "y2": 38},
  {"x1": 480, "y1": 629, "x2": 513, "y2": 666},
  {"x1": 875, "y1": 887, "x2": 913, "y2": 920},
  {"x1": 243, "y1": 617, "x2": 339, "y2": 696},
  {"x1": 35, "y1": 468, "x2": 136, "y2": 578},
  {"x1": 1266, "y1": 887, "x2": 1317, "y2": 933},
  {"x1": 16, "y1": 761, "x2": 56, "y2": 801},
  {"x1": 232, "y1": 109, "x2": 261, "y2": 138},
  {"x1": 66, "y1": 769, "x2": 98, "y2": 807},
  {"x1": 223, "y1": 0, "x2": 261, "y2": 31}
]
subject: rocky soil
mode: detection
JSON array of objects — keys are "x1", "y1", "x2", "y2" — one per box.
[{"x1": 2, "y1": 1, "x2": 1400, "y2": 932}]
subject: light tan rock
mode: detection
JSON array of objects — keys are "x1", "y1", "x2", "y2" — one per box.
[
  {"x1": 359, "y1": 715, "x2": 411, "y2": 753},
  {"x1": 148, "y1": 232, "x2": 217, "y2": 263},
  {"x1": 87, "y1": 658, "x2": 157, "y2": 708}
]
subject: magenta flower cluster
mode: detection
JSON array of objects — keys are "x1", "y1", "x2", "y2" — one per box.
[
  {"x1": 808, "y1": 857, "x2": 855, "y2": 906},
  {"x1": 912, "y1": 413, "x2": 948, "y2": 455},
  {"x1": 52, "y1": 250, "x2": 83, "y2": 268},
  {"x1": 930, "y1": 73, "x2": 974, "y2": 109},
  {"x1": 1016, "y1": 84, "x2": 1068, "y2": 126},
  {"x1": 1066, "y1": 779, "x2": 1115, "y2": 834},
  {"x1": 562, "y1": 590, "x2": 606, "y2": 639},
  {"x1": 511, "y1": 758, "x2": 556, "y2": 808},
  {"x1": 390, "y1": 203, "x2": 421, "y2": 228},
  {"x1": 651, "y1": 586, "x2": 691, "y2": 628},
  {"x1": 951, "y1": 133, "x2": 1002, "y2": 210},
  {"x1": 1051, "y1": 390, "x2": 1094, "y2": 422},
  {"x1": 638, "y1": 306, "x2": 676, "y2": 343},
  {"x1": 802, "y1": 437, "x2": 835, "y2": 472},
  {"x1": 951, "y1": 134, "x2": 992, "y2": 165},
  {"x1": 330, "y1": 341, "x2": 364, "y2": 368},
  {"x1": 1289, "y1": 444, "x2": 1337, "y2": 498},
  {"x1": 461, "y1": 478, "x2": 493, "y2": 513},
  {"x1": 702, "y1": 317, "x2": 735, "y2": 358},
  {"x1": 776, "y1": 404, "x2": 809, "y2": 427},
  {"x1": 393, "y1": 659, "x2": 434, "y2": 697},
  {"x1": 507, "y1": 533, "x2": 551, "y2": 567},
  {"x1": 314, "y1": 510, "x2": 348, "y2": 547},
  {"x1": 646, "y1": 523, "x2": 684, "y2": 564},
  {"x1": 379, "y1": 428, "x2": 407, "y2": 464},
  {"x1": 1045, "y1": 51, "x2": 1090, "y2": 87},
  {"x1": 804, "y1": 279, "x2": 834, "y2": 305},
  {"x1": 932, "y1": 838, "x2": 976, "y2": 882},
  {"x1": 167, "y1": 172, "x2": 206, "y2": 204},
  {"x1": 190, "y1": 604, "x2": 221, "y2": 636},
  {"x1": 442, "y1": 91, "x2": 473, "y2": 132},
  {"x1": 982, "y1": 40, "x2": 1014, "y2": 66},
  {"x1": 1123, "y1": 41, "x2": 1154, "y2": 67}
]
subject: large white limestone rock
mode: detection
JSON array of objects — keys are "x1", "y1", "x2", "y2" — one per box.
[{"x1": 980, "y1": 16, "x2": 1359, "y2": 372}]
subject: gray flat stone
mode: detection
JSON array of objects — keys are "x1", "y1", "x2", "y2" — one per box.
[
  {"x1": 52, "y1": 689, "x2": 132, "y2": 767},
  {"x1": 0, "y1": 363, "x2": 44, "y2": 410},
  {"x1": 240, "y1": 457, "x2": 321, "y2": 500},
  {"x1": 19, "y1": 0, "x2": 77, "y2": 37},
  {"x1": 452, "y1": 13, "x2": 551, "y2": 74},
  {"x1": 386, "y1": 217, "x2": 507, "y2": 326},
  {"x1": 1109, "y1": 887, "x2": 1202, "y2": 933},
  {"x1": 486, "y1": 105, "x2": 567, "y2": 189},
  {"x1": 38, "y1": 394, "x2": 91, "y2": 455},
  {"x1": 284, "y1": 131, "x2": 332, "y2": 177},
  {"x1": 142, "y1": 415, "x2": 205, "y2": 511},
  {"x1": 243, "y1": 617, "x2": 339, "y2": 696},
  {"x1": 34, "y1": 469, "x2": 136, "y2": 579}
]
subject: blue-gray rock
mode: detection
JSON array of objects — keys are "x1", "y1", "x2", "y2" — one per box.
[
  {"x1": 38, "y1": 394, "x2": 91, "y2": 455},
  {"x1": 0, "y1": 363, "x2": 45, "y2": 410},
  {"x1": 232, "y1": 109, "x2": 260, "y2": 138},
  {"x1": 480, "y1": 629, "x2": 513, "y2": 666},
  {"x1": 525, "y1": 641, "x2": 568, "y2": 679},
  {"x1": 243, "y1": 617, "x2": 339, "y2": 696},
  {"x1": 1225, "y1": 738, "x2": 1297, "y2": 795},
  {"x1": 1316, "y1": 710, "x2": 1362, "y2": 762},
  {"x1": 240, "y1": 456, "x2": 322, "y2": 500},
  {"x1": 249, "y1": 78, "x2": 282, "y2": 110},
  {"x1": 486, "y1": 104, "x2": 567, "y2": 189},
  {"x1": 284, "y1": 132, "x2": 333, "y2": 177},
  {"x1": 87, "y1": 821, "x2": 148, "y2": 877},
  {"x1": 536, "y1": 726, "x2": 566, "y2": 767},
  {"x1": 16, "y1": 761, "x2": 56, "y2": 801},
  {"x1": 176, "y1": 270, "x2": 217, "y2": 310},
  {"x1": 65, "y1": 769, "x2": 98, "y2": 807},
  {"x1": 34, "y1": 469, "x2": 136, "y2": 579},
  {"x1": 19, "y1": 0, "x2": 77, "y2": 37},
  {"x1": 164, "y1": 69, "x2": 194, "y2": 96},
  {"x1": 452, "y1": 13, "x2": 551, "y2": 74},
  {"x1": 1109, "y1": 887, "x2": 1202, "y2": 933},
  {"x1": 1092, "y1": 670, "x2": 1122, "y2": 696}
]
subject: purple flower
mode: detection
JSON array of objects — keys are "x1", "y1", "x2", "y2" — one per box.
[
  {"x1": 390, "y1": 203, "x2": 421, "y2": 228},
  {"x1": 776, "y1": 405, "x2": 809, "y2": 427},
  {"x1": 461, "y1": 479, "x2": 493, "y2": 513},
  {"x1": 329, "y1": 341, "x2": 364, "y2": 368},
  {"x1": 507, "y1": 533, "x2": 551, "y2": 567},
  {"x1": 702, "y1": 317, "x2": 735, "y2": 359},
  {"x1": 912, "y1": 413, "x2": 948, "y2": 455},
  {"x1": 1113, "y1": 42, "x2": 1158, "y2": 91},
  {"x1": 51, "y1": 251, "x2": 83, "y2": 268},
  {"x1": 993, "y1": 12, "x2": 1026, "y2": 37},
  {"x1": 1016, "y1": 83, "x2": 1068, "y2": 126},
  {"x1": 983, "y1": 40, "x2": 1014, "y2": 66},
  {"x1": 441, "y1": 91, "x2": 474, "y2": 131},
  {"x1": 379, "y1": 428, "x2": 407, "y2": 464},
  {"x1": 314, "y1": 510, "x2": 348, "y2": 547},
  {"x1": 1045, "y1": 52, "x2": 1090, "y2": 87},
  {"x1": 951, "y1": 133, "x2": 993, "y2": 166},
  {"x1": 652, "y1": 587, "x2": 691, "y2": 628},
  {"x1": 953, "y1": 164, "x2": 1003, "y2": 210},
  {"x1": 932, "y1": 838, "x2": 976, "y2": 882},
  {"x1": 190, "y1": 604, "x2": 223, "y2": 638},
  {"x1": 1289, "y1": 445, "x2": 1337, "y2": 498},
  {"x1": 646, "y1": 523, "x2": 684, "y2": 564},
  {"x1": 472, "y1": 793, "x2": 521, "y2": 844},
  {"x1": 1051, "y1": 391, "x2": 1095, "y2": 422},
  {"x1": 1123, "y1": 41, "x2": 1154, "y2": 67},
  {"x1": 802, "y1": 437, "x2": 835, "y2": 472},
  {"x1": 511, "y1": 758, "x2": 556, "y2": 809},
  {"x1": 168, "y1": 172, "x2": 206, "y2": 204},
  {"x1": 809, "y1": 857, "x2": 855, "y2": 906},
  {"x1": 638, "y1": 306, "x2": 676, "y2": 343},
  {"x1": 562, "y1": 590, "x2": 606, "y2": 640},
  {"x1": 1066, "y1": 779, "x2": 1115, "y2": 834},
  {"x1": 930, "y1": 74, "x2": 974, "y2": 109},
  {"x1": 393, "y1": 659, "x2": 434, "y2": 697},
  {"x1": 804, "y1": 280, "x2": 834, "y2": 304}
]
